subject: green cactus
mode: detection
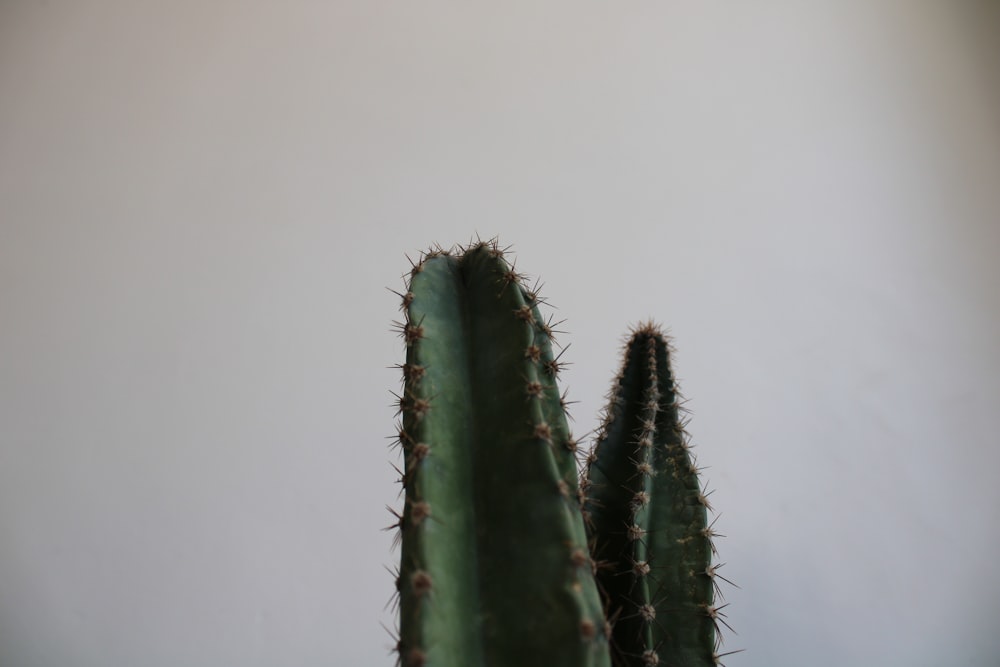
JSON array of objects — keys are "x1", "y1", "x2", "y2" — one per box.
[
  {"x1": 582, "y1": 324, "x2": 731, "y2": 667},
  {"x1": 387, "y1": 241, "x2": 734, "y2": 667},
  {"x1": 388, "y1": 240, "x2": 610, "y2": 667}
]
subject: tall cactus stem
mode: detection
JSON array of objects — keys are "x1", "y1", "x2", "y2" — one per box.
[{"x1": 390, "y1": 240, "x2": 610, "y2": 667}]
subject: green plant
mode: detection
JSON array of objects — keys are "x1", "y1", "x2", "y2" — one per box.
[
  {"x1": 583, "y1": 324, "x2": 732, "y2": 667},
  {"x1": 387, "y1": 241, "x2": 733, "y2": 667},
  {"x1": 388, "y1": 241, "x2": 610, "y2": 667}
]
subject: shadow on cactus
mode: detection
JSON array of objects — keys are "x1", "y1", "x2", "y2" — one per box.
[{"x1": 386, "y1": 239, "x2": 736, "y2": 667}]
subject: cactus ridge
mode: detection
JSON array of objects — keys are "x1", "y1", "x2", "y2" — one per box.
[
  {"x1": 583, "y1": 323, "x2": 735, "y2": 667},
  {"x1": 389, "y1": 239, "x2": 610, "y2": 667}
]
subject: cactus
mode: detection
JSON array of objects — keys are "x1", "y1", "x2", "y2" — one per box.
[
  {"x1": 582, "y1": 324, "x2": 732, "y2": 667},
  {"x1": 388, "y1": 240, "x2": 611, "y2": 667},
  {"x1": 387, "y1": 241, "x2": 735, "y2": 667}
]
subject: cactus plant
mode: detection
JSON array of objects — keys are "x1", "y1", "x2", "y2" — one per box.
[
  {"x1": 387, "y1": 240, "x2": 734, "y2": 667},
  {"x1": 582, "y1": 324, "x2": 732, "y2": 667},
  {"x1": 388, "y1": 240, "x2": 610, "y2": 667}
]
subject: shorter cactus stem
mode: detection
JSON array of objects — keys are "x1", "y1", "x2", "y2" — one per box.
[{"x1": 584, "y1": 323, "x2": 725, "y2": 667}]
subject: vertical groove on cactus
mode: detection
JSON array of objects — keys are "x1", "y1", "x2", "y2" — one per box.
[
  {"x1": 584, "y1": 323, "x2": 732, "y2": 667},
  {"x1": 390, "y1": 240, "x2": 610, "y2": 667}
]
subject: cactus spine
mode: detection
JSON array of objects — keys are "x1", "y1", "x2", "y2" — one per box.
[
  {"x1": 583, "y1": 323, "x2": 730, "y2": 667},
  {"x1": 390, "y1": 241, "x2": 610, "y2": 667}
]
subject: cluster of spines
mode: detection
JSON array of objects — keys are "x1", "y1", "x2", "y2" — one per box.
[
  {"x1": 582, "y1": 323, "x2": 738, "y2": 667},
  {"x1": 386, "y1": 238, "x2": 610, "y2": 667}
]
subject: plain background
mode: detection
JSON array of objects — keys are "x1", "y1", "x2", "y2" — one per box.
[{"x1": 2, "y1": 2, "x2": 999, "y2": 666}]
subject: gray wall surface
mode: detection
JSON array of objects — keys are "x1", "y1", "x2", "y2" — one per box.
[{"x1": 1, "y1": 2, "x2": 998, "y2": 665}]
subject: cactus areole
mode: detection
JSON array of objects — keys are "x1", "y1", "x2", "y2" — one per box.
[{"x1": 390, "y1": 241, "x2": 610, "y2": 667}]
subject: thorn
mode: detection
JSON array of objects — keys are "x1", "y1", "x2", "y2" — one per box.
[
  {"x1": 392, "y1": 363, "x2": 427, "y2": 384},
  {"x1": 383, "y1": 506, "x2": 404, "y2": 549},
  {"x1": 705, "y1": 562, "x2": 739, "y2": 598},
  {"x1": 697, "y1": 487, "x2": 716, "y2": 512},
  {"x1": 703, "y1": 514, "x2": 725, "y2": 554},
  {"x1": 514, "y1": 304, "x2": 535, "y2": 324},
  {"x1": 631, "y1": 490, "x2": 650, "y2": 510},
  {"x1": 525, "y1": 344, "x2": 542, "y2": 363},
  {"x1": 424, "y1": 242, "x2": 450, "y2": 258},
  {"x1": 403, "y1": 253, "x2": 423, "y2": 278},
  {"x1": 386, "y1": 286, "x2": 415, "y2": 311},
  {"x1": 525, "y1": 380, "x2": 545, "y2": 400},
  {"x1": 487, "y1": 238, "x2": 512, "y2": 259},
  {"x1": 391, "y1": 316, "x2": 425, "y2": 346},
  {"x1": 389, "y1": 461, "x2": 407, "y2": 497},
  {"x1": 389, "y1": 390, "x2": 406, "y2": 416},
  {"x1": 548, "y1": 343, "x2": 572, "y2": 372},
  {"x1": 703, "y1": 602, "x2": 736, "y2": 636},
  {"x1": 382, "y1": 570, "x2": 402, "y2": 613},
  {"x1": 626, "y1": 524, "x2": 646, "y2": 542},
  {"x1": 536, "y1": 314, "x2": 567, "y2": 343},
  {"x1": 559, "y1": 388, "x2": 578, "y2": 416},
  {"x1": 388, "y1": 421, "x2": 413, "y2": 452},
  {"x1": 499, "y1": 257, "x2": 527, "y2": 292},
  {"x1": 713, "y1": 648, "x2": 746, "y2": 666},
  {"x1": 380, "y1": 619, "x2": 401, "y2": 656},
  {"x1": 522, "y1": 277, "x2": 549, "y2": 306},
  {"x1": 391, "y1": 390, "x2": 433, "y2": 421}
]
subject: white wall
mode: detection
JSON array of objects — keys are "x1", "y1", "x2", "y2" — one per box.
[{"x1": 1, "y1": 2, "x2": 998, "y2": 665}]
